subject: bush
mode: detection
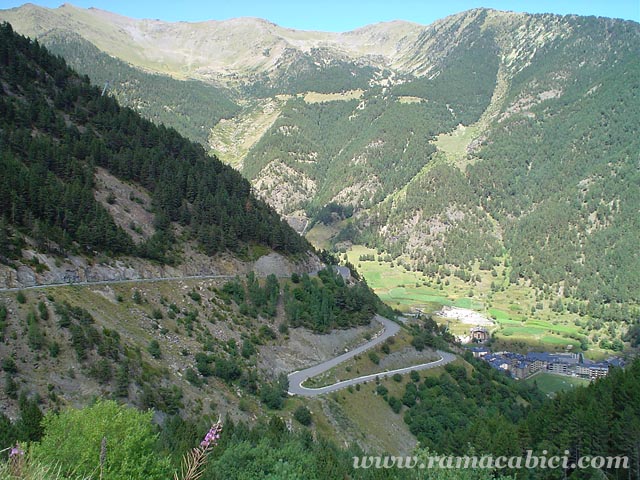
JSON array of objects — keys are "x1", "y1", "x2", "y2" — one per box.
[
  {"x1": 259, "y1": 325, "x2": 277, "y2": 340},
  {"x1": 132, "y1": 290, "x2": 142, "y2": 304},
  {"x1": 278, "y1": 322, "x2": 290, "y2": 335},
  {"x1": 214, "y1": 357, "x2": 241, "y2": 382},
  {"x1": 48, "y1": 341, "x2": 60, "y2": 358},
  {"x1": 388, "y1": 396, "x2": 402, "y2": 414},
  {"x1": 30, "y1": 400, "x2": 172, "y2": 479},
  {"x1": 392, "y1": 373, "x2": 403, "y2": 382},
  {"x1": 37, "y1": 301, "x2": 49, "y2": 321},
  {"x1": 368, "y1": 351, "x2": 380, "y2": 365},
  {"x1": 260, "y1": 375, "x2": 288, "y2": 410},
  {"x1": 147, "y1": 340, "x2": 161, "y2": 359},
  {"x1": 411, "y1": 335, "x2": 425, "y2": 351},
  {"x1": 376, "y1": 384, "x2": 388, "y2": 396},
  {"x1": 293, "y1": 406, "x2": 312, "y2": 426},
  {"x1": 27, "y1": 311, "x2": 44, "y2": 351},
  {"x1": 185, "y1": 367, "x2": 202, "y2": 387},
  {"x1": 260, "y1": 384, "x2": 285, "y2": 410},
  {"x1": 1, "y1": 357, "x2": 17, "y2": 373},
  {"x1": 241, "y1": 340, "x2": 256, "y2": 359},
  {"x1": 16, "y1": 291, "x2": 26, "y2": 304},
  {"x1": 195, "y1": 352, "x2": 213, "y2": 377},
  {"x1": 4, "y1": 375, "x2": 17, "y2": 399},
  {"x1": 88, "y1": 358, "x2": 113, "y2": 384}
]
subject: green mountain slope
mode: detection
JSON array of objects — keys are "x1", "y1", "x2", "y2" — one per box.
[
  {"x1": 345, "y1": 15, "x2": 640, "y2": 312},
  {"x1": 2, "y1": 5, "x2": 638, "y2": 319},
  {"x1": 471, "y1": 54, "x2": 640, "y2": 304},
  {"x1": 0, "y1": 24, "x2": 395, "y2": 453},
  {"x1": 0, "y1": 22, "x2": 308, "y2": 266},
  {"x1": 41, "y1": 31, "x2": 240, "y2": 146}
]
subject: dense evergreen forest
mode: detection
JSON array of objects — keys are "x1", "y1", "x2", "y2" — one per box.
[
  {"x1": 345, "y1": 15, "x2": 640, "y2": 317},
  {"x1": 348, "y1": 160, "x2": 502, "y2": 267},
  {"x1": 283, "y1": 267, "x2": 394, "y2": 332},
  {"x1": 469, "y1": 54, "x2": 640, "y2": 306},
  {"x1": 219, "y1": 267, "x2": 394, "y2": 333},
  {"x1": 0, "y1": 23, "x2": 308, "y2": 262},
  {"x1": 393, "y1": 9, "x2": 499, "y2": 125},
  {"x1": 395, "y1": 354, "x2": 640, "y2": 479},
  {"x1": 243, "y1": 91, "x2": 457, "y2": 214}
]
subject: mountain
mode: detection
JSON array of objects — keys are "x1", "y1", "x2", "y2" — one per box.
[
  {"x1": 0, "y1": 22, "x2": 392, "y2": 452},
  {"x1": 40, "y1": 30, "x2": 241, "y2": 146},
  {"x1": 2, "y1": 5, "x2": 638, "y2": 317},
  {"x1": 0, "y1": 20, "x2": 319, "y2": 291},
  {"x1": 0, "y1": 4, "x2": 421, "y2": 82},
  {"x1": 0, "y1": 15, "x2": 639, "y2": 480}
]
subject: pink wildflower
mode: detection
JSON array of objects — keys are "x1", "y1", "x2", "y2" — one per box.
[
  {"x1": 200, "y1": 420, "x2": 223, "y2": 449},
  {"x1": 9, "y1": 444, "x2": 24, "y2": 457},
  {"x1": 175, "y1": 419, "x2": 223, "y2": 480}
]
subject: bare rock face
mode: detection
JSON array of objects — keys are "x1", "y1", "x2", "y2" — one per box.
[
  {"x1": 252, "y1": 252, "x2": 323, "y2": 278},
  {"x1": 15, "y1": 266, "x2": 36, "y2": 286},
  {"x1": 258, "y1": 320, "x2": 381, "y2": 376}
]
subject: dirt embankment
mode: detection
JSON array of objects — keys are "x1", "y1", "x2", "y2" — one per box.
[{"x1": 258, "y1": 321, "x2": 382, "y2": 377}]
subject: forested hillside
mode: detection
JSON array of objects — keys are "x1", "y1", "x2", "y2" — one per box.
[
  {"x1": 470, "y1": 52, "x2": 640, "y2": 306},
  {"x1": 243, "y1": 90, "x2": 457, "y2": 214},
  {"x1": 1, "y1": 5, "x2": 638, "y2": 331},
  {"x1": 0, "y1": 22, "x2": 308, "y2": 265},
  {"x1": 393, "y1": 352, "x2": 640, "y2": 479},
  {"x1": 39, "y1": 31, "x2": 240, "y2": 146},
  {"x1": 344, "y1": 15, "x2": 640, "y2": 316},
  {"x1": 237, "y1": 12, "x2": 640, "y2": 317},
  {"x1": 2, "y1": 339, "x2": 637, "y2": 479},
  {"x1": 245, "y1": 48, "x2": 378, "y2": 97}
]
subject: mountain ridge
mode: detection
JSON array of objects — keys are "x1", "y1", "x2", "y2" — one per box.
[
  {"x1": 1, "y1": 4, "x2": 579, "y2": 83},
  {"x1": 2, "y1": 5, "x2": 638, "y2": 316}
]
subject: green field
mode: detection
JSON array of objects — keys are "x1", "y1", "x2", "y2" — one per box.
[
  {"x1": 346, "y1": 246, "x2": 458, "y2": 309},
  {"x1": 339, "y1": 245, "x2": 613, "y2": 353},
  {"x1": 525, "y1": 372, "x2": 591, "y2": 396},
  {"x1": 305, "y1": 222, "x2": 343, "y2": 250}
]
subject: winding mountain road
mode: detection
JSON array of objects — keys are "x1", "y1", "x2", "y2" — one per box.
[
  {"x1": 287, "y1": 315, "x2": 456, "y2": 397},
  {"x1": 0, "y1": 277, "x2": 456, "y2": 396}
]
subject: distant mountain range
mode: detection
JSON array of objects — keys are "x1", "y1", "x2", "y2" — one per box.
[{"x1": 2, "y1": 4, "x2": 638, "y2": 311}]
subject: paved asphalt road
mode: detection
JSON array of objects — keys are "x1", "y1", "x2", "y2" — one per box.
[
  {"x1": 0, "y1": 264, "x2": 337, "y2": 293},
  {"x1": 288, "y1": 315, "x2": 456, "y2": 397},
  {"x1": 0, "y1": 274, "x2": 239, "y2": 293}
]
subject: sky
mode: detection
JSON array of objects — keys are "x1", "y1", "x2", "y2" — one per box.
[{"x1": 0, "y1": 0, "x2": 638, "y2": 31}]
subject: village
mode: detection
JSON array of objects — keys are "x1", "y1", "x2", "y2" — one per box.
[
  {"x1": 468, "y1": 345, "x2": 625, "y2": 381},
  {"x1": 435, "y1": 311, "x2": 627, "y2": 382}
]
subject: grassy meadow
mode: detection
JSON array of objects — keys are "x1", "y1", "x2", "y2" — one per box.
[
  {"x1": 524, "y1": 372, "x2": 591, "y2": 396},
  {"x1": 341, "y1": 245, "x2": 615, "y2": 356}
]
